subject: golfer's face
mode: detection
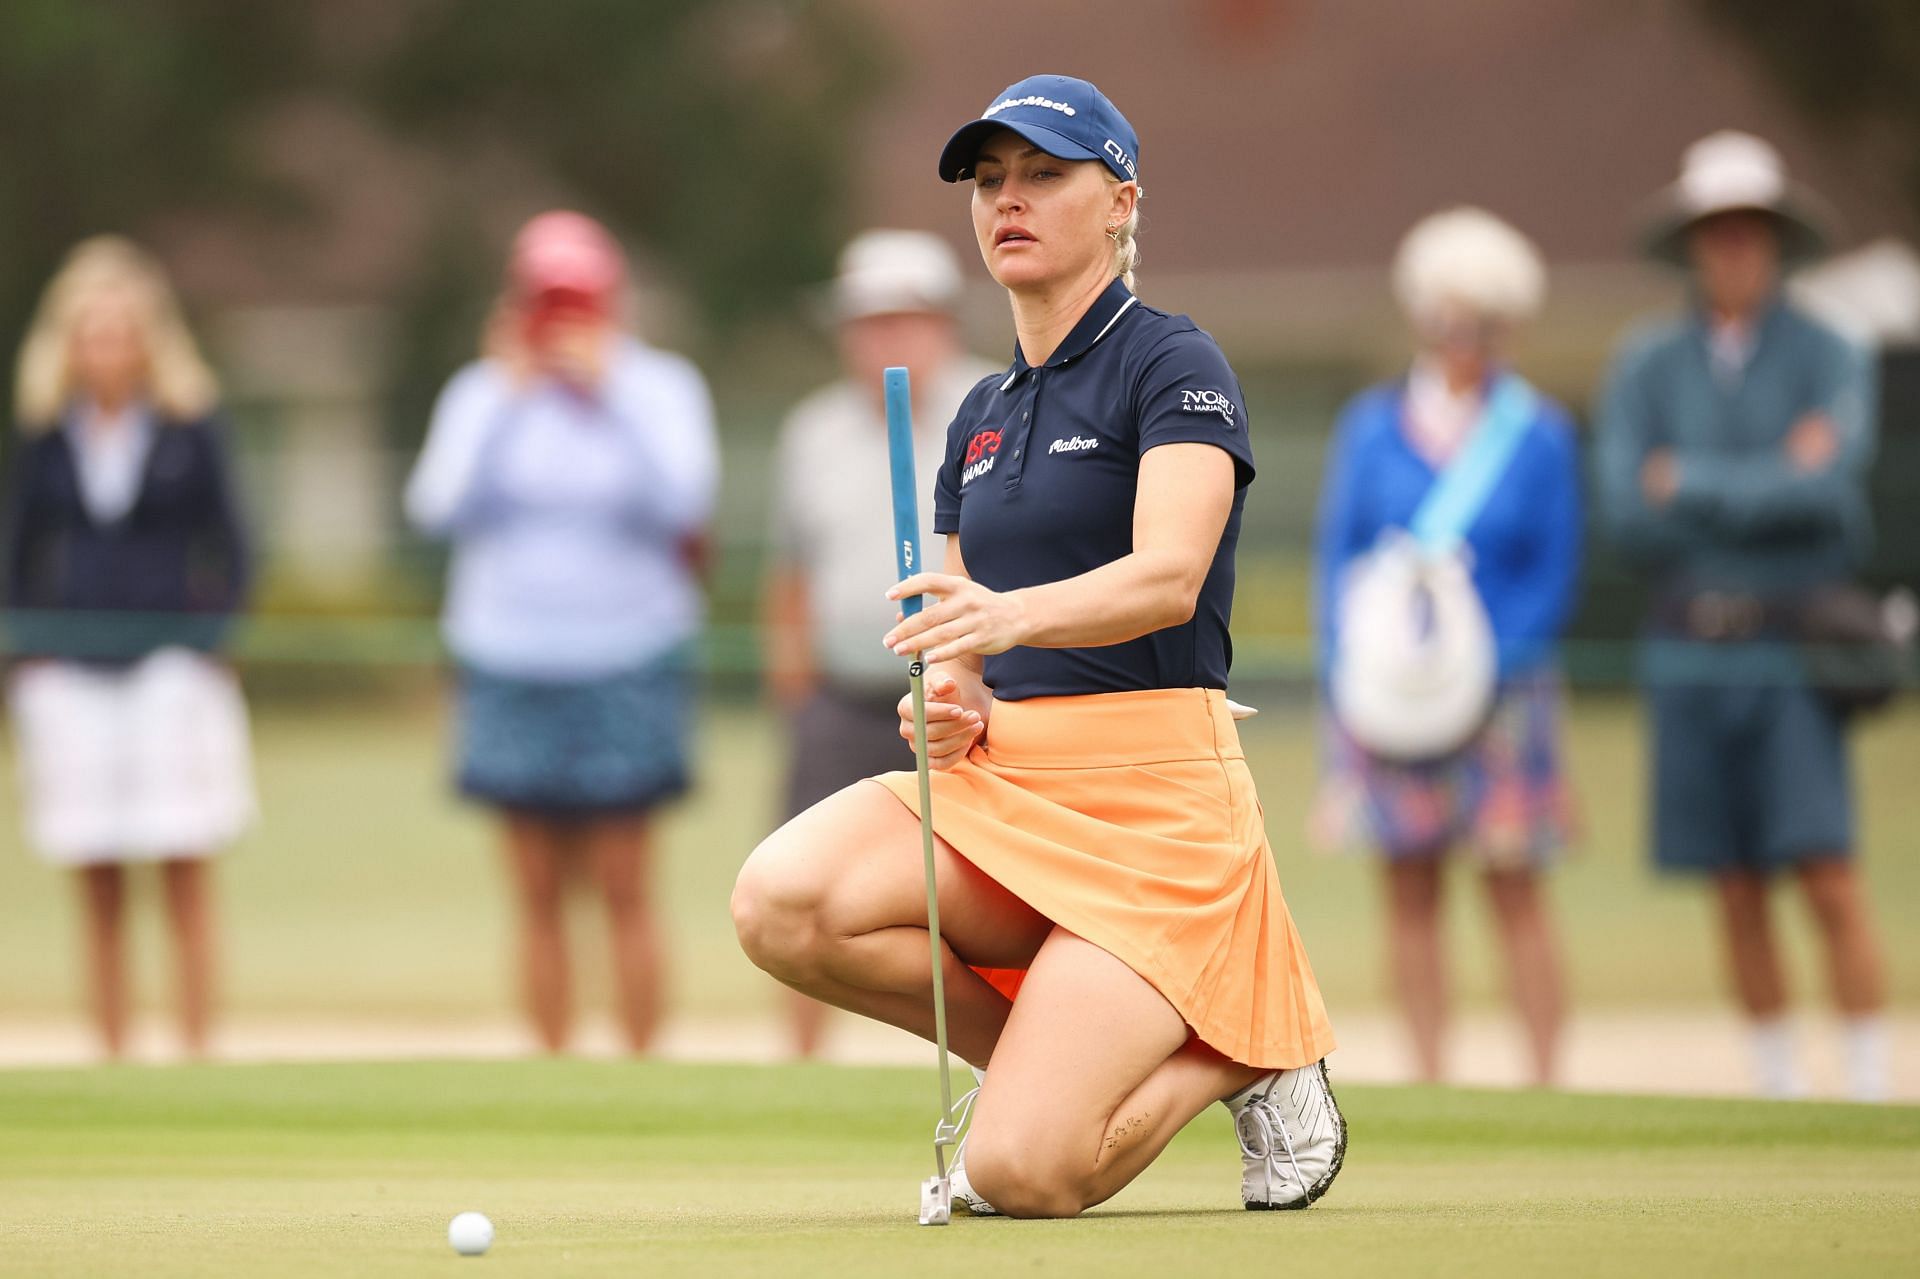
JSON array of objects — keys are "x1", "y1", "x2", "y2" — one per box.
[{"x1": 970, "y1": 131, "x2": 1115, "y2": 290}]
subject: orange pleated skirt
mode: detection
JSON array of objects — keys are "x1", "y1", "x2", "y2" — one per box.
[{"x1": 870, "y1": 686, "x2": 1335, "y2": 1070}]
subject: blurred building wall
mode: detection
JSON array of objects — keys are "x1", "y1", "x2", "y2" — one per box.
[{"x1": 844, "y1": 0, "x2": 1915, "y2": 386}]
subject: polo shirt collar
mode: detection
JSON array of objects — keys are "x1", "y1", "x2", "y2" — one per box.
[{"x1": 999, "y1": 277, "x2": 1140, "y2": 392}]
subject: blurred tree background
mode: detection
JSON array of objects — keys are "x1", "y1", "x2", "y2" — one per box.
[
  {"x1": 1692, "y1": 0, "x2": 1920, "y2": 213},
  {"x1": 0, "y1": 0, "x2": 885, "y2": 444},
  {"x1": 0, "y1": 3, "x2": 318, "y2": 416}
]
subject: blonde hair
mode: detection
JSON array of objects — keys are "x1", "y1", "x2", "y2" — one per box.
[
  {"x1": 1106, "y1": 173, "x2": 1143, "y2": 289},
  {"x1": 1392, "y1": 207, "x2": 1545, "y2": 331},
  {"x1": 13, "y1": 236, "x2": 219, "y2": 432}
]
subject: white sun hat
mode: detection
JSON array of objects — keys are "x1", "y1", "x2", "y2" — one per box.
[
  {"x1": 1392, "y1": 207, "x2": 1547, "y2": 329},
  {"x1": 1640, "y1": 130, "x2": 1836, "y2": 268},
  {"x1": 831, "y1": 229, "x2": 963, "y2": 321}
]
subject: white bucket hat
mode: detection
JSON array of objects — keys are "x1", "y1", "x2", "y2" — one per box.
[
  {"x1": 1640, "y1": 131, "x2": 1836, "y2": 268},
  {"x1": 830, "y1": 229, "x2": 962, "y2": 321}
]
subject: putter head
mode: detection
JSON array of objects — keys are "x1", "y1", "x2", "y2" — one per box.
[{"x1": 919, "y1": 1174, "x2": 952, "y2": 1225}]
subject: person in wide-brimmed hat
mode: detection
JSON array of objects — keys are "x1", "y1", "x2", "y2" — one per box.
[
  {"x1": 1595, "y1": 133, "x2": 1890, "y2": 1102},
  {"x1": 1638, "y1": 130, "x2": 1838, "y2": 268}
]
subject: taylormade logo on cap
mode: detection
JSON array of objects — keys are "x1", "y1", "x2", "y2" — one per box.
[
  {"x1": 983, "y1": 94, "x2": 1077, "y2": 119},
  {"x1": 938, "y1": 74, "x2": 1141, "y2": 185}
]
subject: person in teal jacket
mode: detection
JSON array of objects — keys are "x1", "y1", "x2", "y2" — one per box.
[{"x1": 1595, "y1": 132, "x2": 1888, "y2": 1102}]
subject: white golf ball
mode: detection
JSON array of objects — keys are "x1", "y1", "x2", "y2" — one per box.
[{"x1": 448, "y1": 1211, "x2": 494, "y2": 1256}]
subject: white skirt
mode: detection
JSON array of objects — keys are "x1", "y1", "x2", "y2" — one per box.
[{"x1": 8, "y1": 648, "x2": 256, "y2": 865}]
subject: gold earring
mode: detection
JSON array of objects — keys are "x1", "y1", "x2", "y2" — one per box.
[{"x1": 1105, "y1": 225, "x2": 1120, "y2": 240}]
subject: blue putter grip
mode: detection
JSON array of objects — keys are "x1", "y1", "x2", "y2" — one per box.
[{"x1": 884, "y1": 367, "x2": 925, "y2": 620}]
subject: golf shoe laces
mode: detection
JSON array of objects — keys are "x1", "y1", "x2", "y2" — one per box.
[{"x1": 1234, "y1": 1088, "x2": 1307, "y2": 1202}]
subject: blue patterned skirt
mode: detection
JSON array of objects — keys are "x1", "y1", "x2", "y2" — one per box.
[{"x1": 454, "y1": 650, "x2": 693, "y2": 817}]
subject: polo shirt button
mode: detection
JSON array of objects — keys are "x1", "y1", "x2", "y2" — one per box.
[{"x1": 1013, "y1": 449, "x2": 1022, "y2": 458}]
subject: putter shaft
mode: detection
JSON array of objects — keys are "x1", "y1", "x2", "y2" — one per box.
[{"x1": 908, "y1": 660, "x2": 956, "y2": 1180}]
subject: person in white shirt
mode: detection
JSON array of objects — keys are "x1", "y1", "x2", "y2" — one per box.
[
  {"x1": 407, "y1": 211, "x2": 719, "y2": 1055},
  {"x1": 761, "y1": 230, "x2": 998, "y2": 1057}
]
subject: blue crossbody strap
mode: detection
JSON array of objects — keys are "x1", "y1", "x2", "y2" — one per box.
[{"x1": 1407, "y1": 374, "x2": 1538, "y2": 551}]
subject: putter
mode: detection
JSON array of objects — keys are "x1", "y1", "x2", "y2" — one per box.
[{"x1": 884, "y1": 366, "x2": 964, "y2": 1226}]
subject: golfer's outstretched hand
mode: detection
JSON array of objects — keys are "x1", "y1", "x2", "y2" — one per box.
[
  {"x1": 898, "y1": 671, "x2": 990, "y2": 770},
  {"x1": 884, "y1": 573, "x2": 1029, "y2": 664}
]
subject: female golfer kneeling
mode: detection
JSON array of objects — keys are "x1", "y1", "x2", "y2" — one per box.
[{"x1": 733, "y1": 75, "x2": 1343, "y2": 1218}]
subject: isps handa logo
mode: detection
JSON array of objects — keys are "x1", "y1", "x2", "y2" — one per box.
[
  {"x1": 1179, "y1": 388, "x2": 1238, "y2": 427},
  {"x1": 962, "y1": 428, "x2": 1003, "y2": 484}
]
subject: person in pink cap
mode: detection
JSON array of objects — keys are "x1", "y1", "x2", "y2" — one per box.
[{"x1": 407, "y1": 210, "x2": 719, "y2": 1055}]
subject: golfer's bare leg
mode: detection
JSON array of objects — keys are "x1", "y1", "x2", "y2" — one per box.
[
  {"x1": 160, "y1": 857, "x2": 217, "y2": 1059},
  {"x1": 1714, "y1": 869, "x2": 1787, "y2": 1017},
  {"x1": 733, "y1": 780, "x2": 1051, "y2": 1067},
  {"x1": 503, "y1": 814, "x2": 574, "y2": 1053},
  {"x1": 76, "y1": 865, "x2": 130, "y2": 1060},
  {"x1": 585, "y1": 815, "x2": 666, "y2": 1054},
  {"x1": 962, "y1": 930, "x2": 1263, "y2": 1218},
  {"x1": 1482, "y1": 867, "x2": 1564, "y2": 1086},
  {"x1": 1796, "y1": 857, "x2": 1886, "y2": 1015},
  {"x1": 787, "y1": 990, "x2": 829, "y2": 1059},
  {"x1": 1384, "y1": 857, "x2": 1447, "y2": 1082}
]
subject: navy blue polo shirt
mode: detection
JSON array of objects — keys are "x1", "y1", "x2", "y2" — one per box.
[{"x1": 933, "y1": 278, "x2": 1255, "y2": 700}]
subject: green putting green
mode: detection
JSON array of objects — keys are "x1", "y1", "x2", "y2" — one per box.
[
  {"x1": 1, "y1": 697, "x2": 1916, "y2": 1027},
  {"x1": 0, "y1": 1059, "x2": 1914, "y2": 1277}
]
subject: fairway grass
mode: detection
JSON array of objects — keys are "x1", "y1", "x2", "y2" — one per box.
[{"x1": 0, "y1": 1060, "x2": 1914, "y2": 1278}]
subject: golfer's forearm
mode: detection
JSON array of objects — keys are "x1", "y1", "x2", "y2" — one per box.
[{"x1": 1010, "y1": 549, "x2": 1202, "y2": 648}]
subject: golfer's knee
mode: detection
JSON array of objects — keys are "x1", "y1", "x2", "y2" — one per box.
[
  {"x1": 731, "y1": 839, "x2": 829, "y2": 981},
  {"x1": 964, "y1": 1136, "x2": 1088, "y2": 1219}
]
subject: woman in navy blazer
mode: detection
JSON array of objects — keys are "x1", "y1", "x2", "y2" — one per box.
[{"x1": 4, "y1": 237, "x2": 253, "y2": 1060}]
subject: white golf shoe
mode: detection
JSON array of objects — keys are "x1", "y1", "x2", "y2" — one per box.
[
  {"x1": 946, "y1": 1068, "x2": 998, "y2": 1216},
  {"x1": 1224, "y1": 1059, "x2": 1346, "y2": 1210}
]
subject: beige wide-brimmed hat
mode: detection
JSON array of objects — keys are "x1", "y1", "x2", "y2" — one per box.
[{"x1": 1639, "y1": 131, "x2": 1837, "y2": 268}]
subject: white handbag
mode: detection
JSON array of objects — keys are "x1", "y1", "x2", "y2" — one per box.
[{"x1": 1330, "y1": 377, "x2": 1536, "y2": 763}]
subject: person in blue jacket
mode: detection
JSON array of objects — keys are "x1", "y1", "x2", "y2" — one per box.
[
  {"x1": 1313, "y1": 208, "x2": 1582, "y2": 1087},
  {"x1": 1595, "y1": 133, "x2": 1887, "y2": 1101}
]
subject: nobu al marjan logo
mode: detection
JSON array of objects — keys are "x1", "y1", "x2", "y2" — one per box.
[{"x1": 1180, "y1": 388, "x2": 1238, "y2": 426}]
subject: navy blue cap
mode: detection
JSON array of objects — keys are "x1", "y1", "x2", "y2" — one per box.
[{"x1": 938, "y1": 74, "x2": 1139, "y2": 185}]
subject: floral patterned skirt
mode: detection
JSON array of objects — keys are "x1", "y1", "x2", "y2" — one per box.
[{"x1": 1312, "y1": 667, "x2": 1577, "y2": 870}]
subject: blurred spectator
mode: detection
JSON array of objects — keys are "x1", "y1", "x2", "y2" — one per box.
[
  {"x1": 760, "y1": 229, "x2": 998, "y2": 1057},
  {"x1": 1312, "y1": 209, "x2": 1581, "y2": 1086},
  {"x1": 4, "y1": 237, "x2": 254, "y2": 1060},
  {"x1": 1595, "y1": 133, "x2": 1889, "y2": 1101},
  {"x1": 406, "y1": 211, "x2": 719, "y2": 1055}
]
